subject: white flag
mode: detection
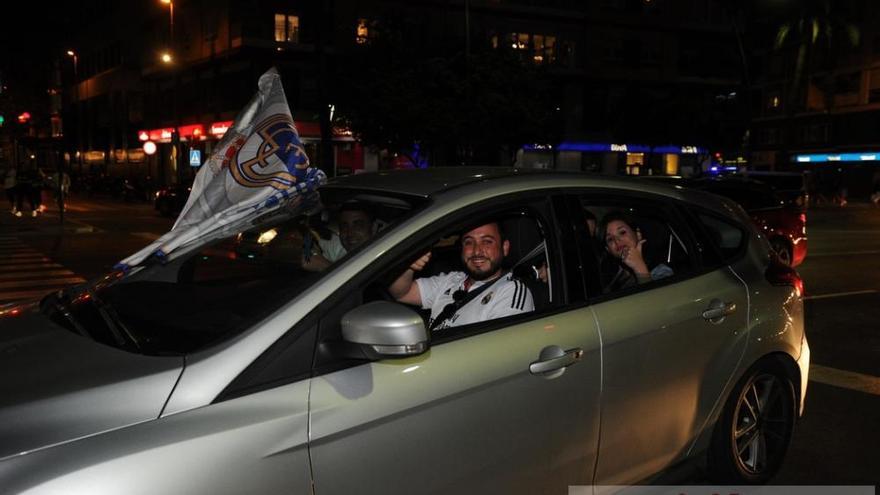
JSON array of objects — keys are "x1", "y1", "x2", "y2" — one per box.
[{"x1": 118, "y1": 67, "x2": 326, "y2": 269}]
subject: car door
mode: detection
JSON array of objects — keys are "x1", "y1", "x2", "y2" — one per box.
[
  {"x1": 307, "y1": 194, "x2": 602, "y2": 494},
  {"x1": 573, "y1": 193, "x2": 750, "y2": 484}
]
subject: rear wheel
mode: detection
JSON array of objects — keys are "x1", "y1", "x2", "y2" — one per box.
[
  {"x1": 708, "y1": 362, "x2": 796, "y2": 484},
  {"x1": 770, "y1": 238, "x2": 792, "y2": 267}
]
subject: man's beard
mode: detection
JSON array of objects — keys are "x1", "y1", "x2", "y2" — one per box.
[{"x1": 464, "y1": 256, "x2": 502, "y2": 281}]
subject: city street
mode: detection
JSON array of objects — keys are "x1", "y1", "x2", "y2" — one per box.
[{"x1": 1, "y1": 193, "x2": 878, "y2": 485}]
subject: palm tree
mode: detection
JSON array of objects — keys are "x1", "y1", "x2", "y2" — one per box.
[{"x1": 772, "y1": 0, "x2": 860, "y2": 112}]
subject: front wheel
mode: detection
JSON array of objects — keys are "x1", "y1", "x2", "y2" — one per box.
[{"x1": 707, "y1": 363, "x2": 796, "y2": 484}]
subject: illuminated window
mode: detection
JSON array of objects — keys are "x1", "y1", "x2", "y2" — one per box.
[
  {"x1": 625, "y1": 153, "x2": 645, "y2": 175},
  {"x1": 275, "y1": 14, "x2": 300, "y2": 43},
  {"x1": 355, "y1": 18, "x2": 376, "y2": 44},
  {"x1": 506, "y1": 33, "x2": 557, "y2": 64}
]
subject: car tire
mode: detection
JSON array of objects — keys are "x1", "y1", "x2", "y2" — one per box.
[
  {"x1": 707, "y1": 361, "x2": 796, "y2": 484},
  {"x1": 770, "y1": 238, "x2": 793, "y2": 267}
]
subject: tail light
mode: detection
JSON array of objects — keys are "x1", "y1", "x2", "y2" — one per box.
[{"x1": 766, "y1": 257, "x2": 804, "y2": 297}]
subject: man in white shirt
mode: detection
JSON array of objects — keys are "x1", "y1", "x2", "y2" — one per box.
[{"x1": 389, "y1": 221, "x2": 534, "y2": 331}]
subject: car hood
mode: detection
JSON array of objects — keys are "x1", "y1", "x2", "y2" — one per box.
[{"x1": 0, "y1": 306, "x2": 184, "y2": 461}]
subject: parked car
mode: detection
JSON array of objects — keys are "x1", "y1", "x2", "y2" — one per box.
[
  {"x1": 153, "y1": 184, "x2": 191, "y2": 217},
  {"x1": 0, "y1": 168, "x2": 808, "y2": 493},
  {"x1": 736, "y1": 171, "x2": 809, "y2": 210},
  {"x1": 687, "y1": 177, "x2": 808, "y2": 267}
]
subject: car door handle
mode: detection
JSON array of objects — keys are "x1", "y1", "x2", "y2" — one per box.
[
  {"x1": 529, "y1": 347, "x2": 584, "y2": 375},
  {"x1": 702, "y1": 300, "x2": 737, "y2": 322}
]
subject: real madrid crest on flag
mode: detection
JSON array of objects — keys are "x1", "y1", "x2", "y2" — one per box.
[{"x1": 117, "y1": 67, "x2": 326, "y2": 269}]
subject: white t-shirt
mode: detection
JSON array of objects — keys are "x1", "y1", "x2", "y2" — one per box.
[
  {"x1": 416, "y1": 271, "x2": 535, "y2": 331},
  {"x1": 317, "y1": 233, "x2": 347, "y2": 263}
]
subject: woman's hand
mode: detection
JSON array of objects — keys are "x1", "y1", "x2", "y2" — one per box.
[{"x1": 620, "y1": 239, "x2": 649, "y2": 276}]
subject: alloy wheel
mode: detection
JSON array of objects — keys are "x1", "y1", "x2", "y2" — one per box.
[{"x1": 731, "y1": 373, "x2": 792, "y2": 476}]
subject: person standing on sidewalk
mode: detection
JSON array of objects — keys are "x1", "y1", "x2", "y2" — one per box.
[{"x1": 2, "y1": 167, "x2": 17, "y2": 215}]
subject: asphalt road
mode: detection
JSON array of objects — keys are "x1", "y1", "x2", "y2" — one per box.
[{"x1": 2, "y1": 193, "x2": 878, "y2": 486}]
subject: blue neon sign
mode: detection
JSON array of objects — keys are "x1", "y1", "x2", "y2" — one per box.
[{"x1": 793, "y1": 152, "x2": 880, "y2": 163}]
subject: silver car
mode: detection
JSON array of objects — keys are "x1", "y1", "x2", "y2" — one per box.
[{"x1": 0, "y1": 168, "x2": 809, "y2": 493}]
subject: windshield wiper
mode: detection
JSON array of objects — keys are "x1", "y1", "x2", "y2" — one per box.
[
  {"x1": 43, "y1": 291, "x2": 93, "y2": 339},
  {"x1": 88, "y1": 289, "x2": 143, "y2": 352}
]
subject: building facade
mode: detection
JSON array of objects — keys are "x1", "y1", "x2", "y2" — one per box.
[{"x1": 55, "y1": 0, "x2": 744, "y2": 187}]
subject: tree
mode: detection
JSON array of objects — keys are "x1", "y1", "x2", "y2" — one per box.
[{"x1": 772, "y1": 0, "x2": 860, "y2": 113}]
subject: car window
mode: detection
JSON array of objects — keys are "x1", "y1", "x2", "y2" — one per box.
[
  {"x1": 312, "y1": 196, "x2": 567, "y2": 372},
  {"x1": 576, "y1": 195, "x2": 695, "y2": 299},
  {"x1": 693, "y1": 211, "x2": 747, "y2": 263},
  {"x1": 42, "y1": 188, "x2": 427, "y2": 355}
]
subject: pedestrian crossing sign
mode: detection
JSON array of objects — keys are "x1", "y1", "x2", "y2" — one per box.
[{"x1": 189, "y1": 149, "x2": 201, "y2": 167}]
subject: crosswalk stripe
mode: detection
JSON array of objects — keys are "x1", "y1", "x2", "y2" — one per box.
[
  {"x1": 0, "y1": 258, "x2": 52, "y2": 266},
  {"x1": 4, "y1": 253, "x2": 48, "y2": 259},
  {"x1": 0, "y1": 263, "x2": 65, "y2": 272},
  {"x1": 0, "y1": 288, "x2": 62, "y2": 303},
  {"x1": 0, "y1": 278, "x2": 85, "y2": 290},
  {"x1": 0, "y1": 270, "x2": 77, "y2": 281},
  {"x1": 0, "y1": 238, "x2": 86, "y2": 305}
]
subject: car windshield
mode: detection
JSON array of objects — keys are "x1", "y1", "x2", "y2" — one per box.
[{"x1": 41, "y1": 187, "x2": 426, "y2": 356}]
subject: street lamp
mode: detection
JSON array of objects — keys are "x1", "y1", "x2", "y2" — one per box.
[
  {"x1": 160, "y1": 0, "x2": 182, "y2": 187},
  {"x1": 161, "y1": 0, "x2": 174, "y2": 47},
  {"x1": 66, "y1": 50, "x2": 82, "y2": 174}
]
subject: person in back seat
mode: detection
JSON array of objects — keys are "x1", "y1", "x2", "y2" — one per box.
[
  {"x1": 600, "y1": 210, "x2": 673, "y2": 292},
  {"x1": 389, "y1": 221, "x2": 535, "y2": 331}
]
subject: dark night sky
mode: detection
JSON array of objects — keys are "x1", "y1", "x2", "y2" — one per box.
[{"x1": 0, "y1": 3, "x2": 78, "y2": 112}]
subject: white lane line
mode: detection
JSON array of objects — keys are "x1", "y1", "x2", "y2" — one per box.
[
  {"x1": 803, "y1": 289, "x2": 878, "y2": 301},
  {"x1": 810, "y1": 364, "x2": 880, "y2": 396},
  {"x1": 808, "y1": 250, "x2": 880, "y2": 257}
]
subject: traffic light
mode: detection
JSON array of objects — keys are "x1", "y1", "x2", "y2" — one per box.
[{"x1": 0, "y1": 114, "x2": 5, "y2": 127}]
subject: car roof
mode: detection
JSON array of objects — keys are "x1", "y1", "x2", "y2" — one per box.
[
  {"x1": 323, "y1": 167, "x2": 743, "y2": 217},
  {"x1": 325, "y1": 167, "x2": 547, "y2": 197}
]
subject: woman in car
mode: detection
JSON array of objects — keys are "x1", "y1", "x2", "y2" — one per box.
[{"x1": 600, "y1": 210, "x2": 673, "y2": 292}]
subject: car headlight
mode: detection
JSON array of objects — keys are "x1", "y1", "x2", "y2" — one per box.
[{"x1": 257, "y1": 228, "x2": 279, "y2": 245}]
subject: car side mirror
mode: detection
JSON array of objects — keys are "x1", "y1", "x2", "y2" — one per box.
[{"x1": 341, "y1": 301, "x2": 429, "y2": 359}]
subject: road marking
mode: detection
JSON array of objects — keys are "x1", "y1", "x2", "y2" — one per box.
[
  {"x1": 810, "y1": 364, "x2": 880, "y2": 396},
  {"x1": 0, "y1": 241, "x2": 86, "y2": 305},
  {"x1": 0, "y1": 270, "x2": 78, "y2": 281},
  {"x1": 803, "y1": 289, "x2": 878, "y2": 301}
]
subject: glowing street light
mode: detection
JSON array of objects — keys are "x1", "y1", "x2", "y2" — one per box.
[{"x1": 161, "y1": 52, "x2": 173, "y2": 64}]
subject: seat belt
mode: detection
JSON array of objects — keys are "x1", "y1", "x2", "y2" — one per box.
[{"x1": 429, "y1": 275, "x2": 505, "y2": 331}]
